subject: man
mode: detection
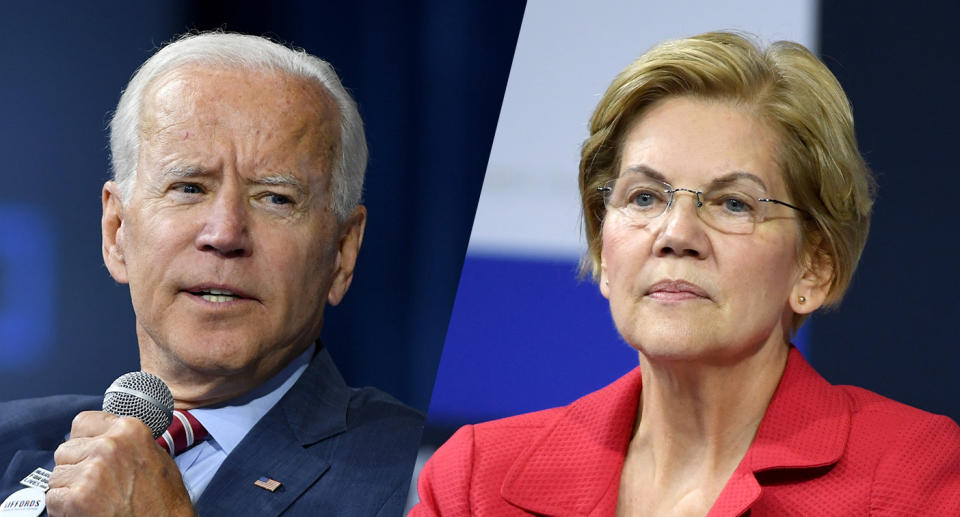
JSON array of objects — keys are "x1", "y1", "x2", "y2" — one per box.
[{"x1": 0, "y1": 32, "x2": 423, "y2": 516}]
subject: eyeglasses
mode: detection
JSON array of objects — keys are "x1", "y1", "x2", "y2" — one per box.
[{"x1": 598, "y1": 176, "x2": 807, "y2": 235}]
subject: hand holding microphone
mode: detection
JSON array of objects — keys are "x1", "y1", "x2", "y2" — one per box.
[{"x1": 46, "y1": 372, "x2": 196, "y2": 517}]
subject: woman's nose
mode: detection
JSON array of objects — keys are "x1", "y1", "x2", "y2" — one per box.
[{"x1": 653, "y1": 191, "x2": 710, "y2": 259}]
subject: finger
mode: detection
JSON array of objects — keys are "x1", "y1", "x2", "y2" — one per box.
[
  {"x1": 47, "y1": 463, "x2": 78, "y2": 490},
  {"x1": 53, "y1": 436, "x2": 97, "y2": 466},
  {"x1": 108, "y1": 415, "x2": 157, "y2": 444},
  {"x1": 68, "y1": 410, "x2": 121, "y2": 439},
  {"x1": 56, "y1": 420, "x2": 160, "y2": 470},
  {"x1": 45, "y1": 485, "x2": 71, "y2": 517},
  {"x1": 46, "y1": 485, "x2": 102, "y2": 517}
]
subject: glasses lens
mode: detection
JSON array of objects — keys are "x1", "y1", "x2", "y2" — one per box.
[
  {"x1": 699, "y1": 182, "x2": 764, "y2": 234},
  {"x1": 604, "y1": 177, "x2": 670, "y2": 220},
  {"x1": 603, "y1": 176, "x2": 781, "y2": 235}
]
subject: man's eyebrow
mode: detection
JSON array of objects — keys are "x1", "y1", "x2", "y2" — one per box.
[
  {"x1": 251, "y1": 173, "x2": 307, "y2": 194},
  {"x1": 162, "y1": 165, "x2": 206, "y2": 178},
  {"x1": 159, "y1": 167, "x2": 307, "y2": 193}
]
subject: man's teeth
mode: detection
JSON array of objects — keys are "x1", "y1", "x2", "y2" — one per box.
[{"x1": 199, "y1": 289, "x2": 238, "y2": 303}]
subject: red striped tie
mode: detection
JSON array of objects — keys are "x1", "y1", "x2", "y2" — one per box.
[{"x1": 156, "y1": 409, "x2": 209, "y2": 457}]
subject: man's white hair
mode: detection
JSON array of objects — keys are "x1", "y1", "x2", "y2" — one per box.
[{"x1": 109, "y1": 31, "x2": 366, "y2": 220}]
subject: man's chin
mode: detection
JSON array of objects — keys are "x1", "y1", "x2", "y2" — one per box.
[
  {"x1": 150, "y1": 354, "x2": 266, "y2": 408},
  {"x1": 142, "y1": 342, "x2": 261, "y2": 379}
]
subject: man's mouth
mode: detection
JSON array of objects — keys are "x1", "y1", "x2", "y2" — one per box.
[{"x1": 191, "y1": 288, "x2": 242, "y2": 303}]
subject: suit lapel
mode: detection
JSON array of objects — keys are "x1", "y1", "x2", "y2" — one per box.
[
  {"x1": 1, "y1": 397, "x2": 100, "y2": 517},
  {"x1": 1, "y1": 450, "x2": 55, "y2": 499},
  {"x1": 194, "y1": 346, "x2": 351, "y2": 517}
]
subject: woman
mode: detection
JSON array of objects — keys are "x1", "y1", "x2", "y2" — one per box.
[{"x1": 412, "y1": 32, "x2": 960, "y2": 516}]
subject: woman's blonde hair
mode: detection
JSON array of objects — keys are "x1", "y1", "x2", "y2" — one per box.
[{"x1": 579, "y1": 31, "x2": 874, "y2": 329}]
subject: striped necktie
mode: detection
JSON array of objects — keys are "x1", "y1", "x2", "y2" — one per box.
[{"x1": 157, "y1": 409, "x2": 209, "y2": 457}]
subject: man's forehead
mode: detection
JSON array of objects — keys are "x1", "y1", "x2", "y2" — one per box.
[
  {"x1": 135, "y1": 64, "x2": 341, "y2": 188},
  {"x1": 140, "y1": 64, "x2": 339, "y2": 135}
]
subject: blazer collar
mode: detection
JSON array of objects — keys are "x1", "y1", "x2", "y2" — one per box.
[
  {"x1": 277, "y1": 343, "x2": 350, "y2": 445},
  {"x1": 501, "y1": 367, "x2": 642, "y2": 516},
  {"x1": 194, "y1": 343, "x2": 351, "y2": 517},
  {"x1": 711, "y1": 347, "x2": 851, "y2": 515},
  {"x1": 502, "y1": 347, "x2": 851, "y2": 516}
]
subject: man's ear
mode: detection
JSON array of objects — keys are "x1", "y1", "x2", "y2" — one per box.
[
  {"x1": 790, "y1": 241, "x2": 833, "y2": 315},
  {"x1": 326, "y1": 205, "x2": 367, "y2": 306},
  {"x1": 102, "y1": 181, "x2": 129, "y2": 284}
]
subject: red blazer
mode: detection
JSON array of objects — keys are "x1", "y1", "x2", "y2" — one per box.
[{"x1": 412, "y1": 348, "x2": 960, "y2": 516}]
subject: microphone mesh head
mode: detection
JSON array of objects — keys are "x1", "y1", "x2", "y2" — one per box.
[{"x1": 103, "y1": 371, "x2": 174, "y2": 439}]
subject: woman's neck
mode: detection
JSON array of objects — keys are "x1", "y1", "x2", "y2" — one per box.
[{"x1": 617, "y1": 340, "x2": 790, "y2": 516}]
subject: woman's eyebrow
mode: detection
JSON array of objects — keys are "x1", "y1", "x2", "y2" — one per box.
[
  {"x1": 708, "y1": 171, "x2": 768, "y2": 191},
  {"x1": 621, "y1": 165, "x2": 768, "y2": 192},
  {"x1": 620, "y1": 164, "x2": 668, "y2": 183}
]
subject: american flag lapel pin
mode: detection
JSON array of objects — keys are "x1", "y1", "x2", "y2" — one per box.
[{"x1": 254, "y1": 476, "x2": 282, "y2": 492}]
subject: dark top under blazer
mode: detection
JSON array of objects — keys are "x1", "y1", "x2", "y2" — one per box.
[
  {"x1": 0, "y1": 346, "x2": 425, "y2": 517},
  {"x1": 413, "y1": 347, "x2": 960, "y2": 516}
]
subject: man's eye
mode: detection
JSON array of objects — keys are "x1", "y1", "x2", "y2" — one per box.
[
  {"x1": 174, "y1": 183, "x2": 204, "y2": 195},
  {"x1": 264, "y1": 193, "x2": 293, "y2": 205}
]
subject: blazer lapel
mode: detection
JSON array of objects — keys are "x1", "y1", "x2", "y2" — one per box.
[
  {"x1": 502, "y1": 368, "x2": 643, "y2": 516},
  {"x1": 708, "y1": 347, "x2": 851, "y2": 516},
  {"x1": 194, "y1": 346, "x2": 350, "y2": 517},
  {"x1": 1, "y1": 395, "x2": 99, "y2": 515},
  {"x1": 501, "y1": 348, "x2": 851, "y2": 517},
  {"x1": 1, "y1": 449, "x2": 55, "y2": 497}
]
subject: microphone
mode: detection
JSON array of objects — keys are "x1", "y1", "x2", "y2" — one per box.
[{"x1": 102, "y1": 371, "x2": 174, "y2": 439}]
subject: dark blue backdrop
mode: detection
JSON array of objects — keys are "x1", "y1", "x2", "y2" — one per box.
[
  {"x1": 811, "y1": 2, "x2": 960, "y2": 421},
  {"x1": 0, "y1": 1, "x2": 525, "y2": 412}
]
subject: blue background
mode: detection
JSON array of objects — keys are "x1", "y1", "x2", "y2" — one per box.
[{"x1": 0, "y1": 1, "x2": 526, "y2": 413}]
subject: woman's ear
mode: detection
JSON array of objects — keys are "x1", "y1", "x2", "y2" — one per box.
[
  {"x1": 599, "y1": 255, "x2": 610, "y2": 299},
  {"x1": 790, "y1": 240, "x2": 833, "y2": 314}
]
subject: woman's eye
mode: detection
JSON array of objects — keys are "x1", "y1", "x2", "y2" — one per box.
[
  {"x1": 628, "y1": 189, "x2": 661, "y2": 208},
  {"x1": 721, "y1": 196, "x2": 752, "y2": 213}
]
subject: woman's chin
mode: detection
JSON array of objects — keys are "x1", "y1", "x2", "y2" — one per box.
[{"x1": 625, "y1": 331, "x2": 769, "y2": 367}]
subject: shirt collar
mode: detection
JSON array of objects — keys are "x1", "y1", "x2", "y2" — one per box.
[{"x1": 187, "y1": 343, "x2": 315, "y2": 455}]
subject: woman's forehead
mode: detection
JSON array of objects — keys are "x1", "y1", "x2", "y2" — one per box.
[{"x1": 617, "y1": 97, "x2": 785, "y2": 193}]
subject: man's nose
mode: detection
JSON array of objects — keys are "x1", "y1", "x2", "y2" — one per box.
[{"x1": 195, "y1": 190, "x2": 252, "y2": 258}]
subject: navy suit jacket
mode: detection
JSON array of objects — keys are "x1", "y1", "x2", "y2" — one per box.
[{"x1": 0, "y1": 346, "x2": 424, "y2": 516}]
